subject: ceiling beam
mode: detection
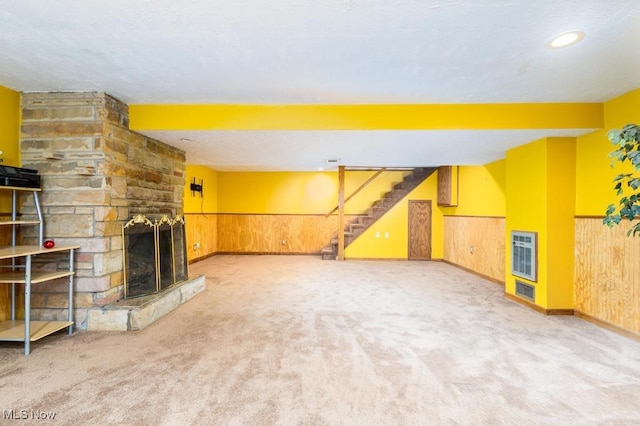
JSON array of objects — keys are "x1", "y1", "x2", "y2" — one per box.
[{"x1": 129, "y1": 103, "x2": 603, "y2": 131}]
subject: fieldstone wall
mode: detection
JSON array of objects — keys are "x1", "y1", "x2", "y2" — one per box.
[{"x1": 19, "y1": 92, "x2": 186, "y2": 329}]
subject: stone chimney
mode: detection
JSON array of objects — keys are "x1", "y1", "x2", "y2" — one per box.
[{"x1": 19, "y1": 92, "x2": 186, "y2": 329}]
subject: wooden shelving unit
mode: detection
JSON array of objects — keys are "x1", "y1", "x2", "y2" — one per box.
[{"x1": 0, "y1": 187, "x2": 79, "y2": 355}]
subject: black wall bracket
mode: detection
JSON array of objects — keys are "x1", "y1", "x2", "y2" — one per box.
[{"x1": 190, "y1": 177, "x2": 203, "y2": 197}]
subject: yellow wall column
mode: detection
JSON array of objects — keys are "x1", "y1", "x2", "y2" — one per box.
[
  {"x1": 505, "y1": 137, "x2": 576, "y2": 310},
  {"x1": 546, "y1": 138, "x2": 577, "y2": 308}
]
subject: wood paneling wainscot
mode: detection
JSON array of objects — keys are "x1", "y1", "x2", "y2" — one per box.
[
  {"x1": 184, "y1": 213, "x2": 217, "y2": 263},
  {"x1": 443, "y1": 216, "x2": 505, "y2": 283},
  {"x1": 217, "y1": 214, "x2": 355, "y2": 254},
  {"x1": 575, "y1": 217, "x2": 640, "y2": 335}
]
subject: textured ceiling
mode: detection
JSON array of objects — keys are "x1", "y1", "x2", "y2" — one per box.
[
  {"x1": 1, "y1": 1, "x2": 639, "y2": 170},
  {"x1": 144, "y1": 128, "x2": 593, "y2": 171}
]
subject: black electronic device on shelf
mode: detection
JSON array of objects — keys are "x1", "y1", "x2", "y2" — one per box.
[{"x1": 0, "y1": 165, "x2": 41, "y2": 188}]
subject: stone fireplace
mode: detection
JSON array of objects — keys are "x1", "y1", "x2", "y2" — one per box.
[{"x1": 19, "y1": 92, "x2": 201, "y2": 330}]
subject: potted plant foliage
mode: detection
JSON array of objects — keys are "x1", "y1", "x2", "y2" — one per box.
[{"x1": 604, "y1": 123, "x2": 640, "y2": 235}]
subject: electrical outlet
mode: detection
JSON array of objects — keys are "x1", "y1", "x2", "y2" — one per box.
[
  {"x1": 384, "y1": 232, "x2": 389, "y2": 239},
  {"x1": 470, "y1": 245, "x2": 474, "y2": 254},
  {"x1": 375, "y1": 231, "x2": 380, "y2": 239},
  {"x1": 193, "y1": 242, "x2": 200, "y2": 251},
  {"x1": 281, "y1": 239, "x2": 286, "y2": 245}
]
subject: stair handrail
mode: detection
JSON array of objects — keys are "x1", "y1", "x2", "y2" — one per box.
[{"x1": 325, "y1": 168, "x2": 387, "y2": 217}]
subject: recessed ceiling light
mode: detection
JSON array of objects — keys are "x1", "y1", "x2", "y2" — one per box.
[{"x1": 547, "y1": 31, "x2": 585, "y2": 49}]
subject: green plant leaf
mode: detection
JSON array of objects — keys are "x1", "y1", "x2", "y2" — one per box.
[
  {"x1": 608, "y1": 130, "x2": 619, "y2": 141},
  {"x1": 608, "y1": 129, "x2": 622, "y2": 144}
]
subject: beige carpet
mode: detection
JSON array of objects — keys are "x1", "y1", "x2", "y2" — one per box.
[{"x1": 1, "y1": 255, "x2": 640, "y2": 425}]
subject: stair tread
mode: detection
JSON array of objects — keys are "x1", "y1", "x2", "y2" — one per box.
[
  {"x1": 331, "y1": 235, "x2": 354, "y2": 244},
  {"x1": 331, "y1": 231, "x2": 354, "y2": 238}
]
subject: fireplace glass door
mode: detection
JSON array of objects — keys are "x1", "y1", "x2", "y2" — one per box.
[
  {"x1": 122, "y1": 215, "x2": 189, "y2": 299},
  {"x1": 123, "y1": 216, "x2": 158, "y2": 298}
]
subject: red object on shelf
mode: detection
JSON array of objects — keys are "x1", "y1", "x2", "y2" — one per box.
[{"x1": 43, "y1": 240, "x2": 55, "y2": 249}]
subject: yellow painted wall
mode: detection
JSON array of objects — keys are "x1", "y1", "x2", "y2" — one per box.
[
  {"x1": 345, "y1": 173, "x2": 442, "y2": 259},
  {"x1": 217, "y1": 172, "x2": 334, "y2": 214},
  {"x1": 216, "y1": 170, "x2": 408, "y2": 215},
  {"x1": 0, "y1": 85, "x2": 21, "y2": 213},
  {"x1": 573, "y1": 88, "x2": 640, "y2": 334},
  {"x1": 184, "y1": 165, "x2": 218, "y2": 213},
  {"x1": 439, "y1": 160, "x2": 506, "y2": 280},
  {"x1": 211, "y1": 163, "x2": 503, "y2": 261},
  {"x1": 576, "y1": 88, "x2": 640, "y2": 215},
  {"x1": 440, "y1": 160, "x2": 506, "y2": 217},
  {"x1": 183, "y1": 165, "x2": 218, "y2": 260},
  {"x1": 343, "y1": 171, "x2": 410, "y2": 214},
  {"x1": 505, "y1": 137, "x2": 576, "y2": 309}
]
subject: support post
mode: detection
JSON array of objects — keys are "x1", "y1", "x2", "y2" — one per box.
[
  {"x1": 24, "y1": 255, "x2": 31, "y2": 355},
  {"x1": 338, "y1": 166, "x2": 345, "y2": 261},
  {"x1": 68, "y1": 248, "x2": 75, "y2": 335}
]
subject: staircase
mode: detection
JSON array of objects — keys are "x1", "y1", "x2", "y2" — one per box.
[{"x1": 321, "y1": 167, "x2": 437, "y2": 260}]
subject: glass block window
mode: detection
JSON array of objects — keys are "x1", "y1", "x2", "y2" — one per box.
[{"x1": 511, "y1": 231, "x2": 537, "y2": 281}]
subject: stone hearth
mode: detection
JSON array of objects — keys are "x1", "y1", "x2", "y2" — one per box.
[
  {"x1": 86, "y1": 275, "x2": 205, "y2": 331},
  {"x1": 18, "y1": 92, "x2": 203, "y2": 330}
]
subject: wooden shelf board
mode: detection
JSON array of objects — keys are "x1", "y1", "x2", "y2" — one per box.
[
  {"x1": 0, "y1": 245, "x2": 80, "y2": 260},
  {"x1": 0, "y1": 320, "x2": 73, "y2": 341},
  {"x1": 0, "y1": 270, "x2": 74, "y2": 284},
  {"x1": 0, "y1": 186, "x2": 41, "y2": 192},
  {"x1": 0, "y1": 220, "x2": 41, "y2": 226}
]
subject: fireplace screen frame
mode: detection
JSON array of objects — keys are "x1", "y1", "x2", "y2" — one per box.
[{"x1": 122, "y1": 214, "x2": 189, "y2": 299}]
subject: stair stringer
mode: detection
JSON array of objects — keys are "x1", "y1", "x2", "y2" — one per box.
[{"x1": 321, "y1": 167, "x2": 438, "y2": 260}]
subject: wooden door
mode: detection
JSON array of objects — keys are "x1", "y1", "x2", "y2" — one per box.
[{"x1": 408, "y1": 200, "x2": 432, "y2": 260}]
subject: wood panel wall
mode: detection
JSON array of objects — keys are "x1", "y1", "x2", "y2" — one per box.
[
  {"x1": 575, "y1": 218, "x2": 640, "y2": 335},
  {"x1": 443, "y1": 216, "x2": 505, "y2": 283},
  {"x1": 217, "y1": 214, "x2": 355, "y2": 254},
  {"x1": 184, "y1": 213, "x2": 217, "y2": 263}
]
